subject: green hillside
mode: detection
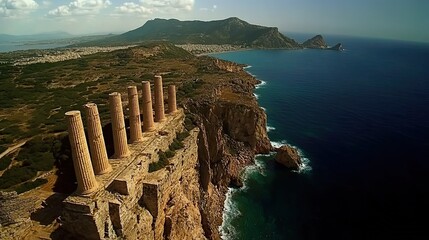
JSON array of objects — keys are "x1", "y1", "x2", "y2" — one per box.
[{"x1": 97, "y1": 17, "x2": 302, "y2": 49}]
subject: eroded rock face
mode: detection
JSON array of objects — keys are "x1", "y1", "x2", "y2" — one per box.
[
  {"x1": 274, "y1": 145, "x2": 302, "y2": 170},
  {"x1": 185, "y1": 61, "x2": 272, "y2": 238}
]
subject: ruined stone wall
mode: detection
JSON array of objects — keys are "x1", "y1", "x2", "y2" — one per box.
[{"x1": 61, "y1": 110, "x2": 205, "y2": 240}]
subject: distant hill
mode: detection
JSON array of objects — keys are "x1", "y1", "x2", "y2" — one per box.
[
  {"x1": 97, "y1": 17, "x2": 302, "y2": 49},
  {"x1": 70, "y1": 17, "x2": 342, "y2": 51},
  {"x1": 302, "y1": 35, "x2": 328, "y2": 49}
]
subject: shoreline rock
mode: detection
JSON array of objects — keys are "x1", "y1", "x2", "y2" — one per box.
[{"x1": 274, "y1": 145, "x2": 302, "y2": 170}]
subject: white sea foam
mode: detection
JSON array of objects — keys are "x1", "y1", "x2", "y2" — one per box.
[
  {"x1": 270, "y1": 139, "x2": 289, "y2": 149},
  {"x1": 267, "y1": 125, "x2": 275, "y2": 132},
  {"x1": 220, "y1": 188, "x2": 240, "y2": 240},
  {"x1": 243, "y1": 65, "x2": 252, "y2": 69},
  {"x1": 220, "y1": 156, "x2": 270, "y2": 239},
  {"x1": 261, "y1": 106, "x2": 266, "y2": 112},
  {"x1": 220, "y1": 140, "x2": 311, "y2": 239},
  {"x1": 255, "y1": 80, "x2": 267, "y2": 89},
  {"x1": 271, "y1": 140, "x2": 312, "y2": 173},
  {"x1": 241, "y1": 157, "x2": 268, "y2": 188},
  {"x1": 253, "y1": 93, "x2": 259, "y2": 99}
]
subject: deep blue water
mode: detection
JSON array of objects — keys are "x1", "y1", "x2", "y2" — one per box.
[{"x1": 213, "y1": 36, "x2": 429, "y2": 240}]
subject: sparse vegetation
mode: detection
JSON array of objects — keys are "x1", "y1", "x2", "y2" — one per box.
[
  {"x1": 0, "y1": 155, "x2": 13, "y2": 171},
  {"x1": 0, "y1": 136, "x2": 56, "y2": 190},
  {"x1": 14, "y1": 178, "x2": 48, "y2": 194},
  {"x1": 0, "y1": 42, "x2": 247, "y2": 191},
  {"x1": 148, "y1": 130, "x2": 190, "y2": 173}
]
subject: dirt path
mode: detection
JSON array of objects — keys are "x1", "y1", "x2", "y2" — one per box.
[{"x1": 0, "y1": 140, "x2": 27, "y2": 159}]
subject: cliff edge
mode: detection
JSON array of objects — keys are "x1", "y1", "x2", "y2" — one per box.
[{"x1": 0, "y1": 43, "x2": 271, "y2": 240}]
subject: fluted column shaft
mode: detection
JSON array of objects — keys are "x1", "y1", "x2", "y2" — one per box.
[
  {"x1": 141, "y1": 81, "x2": 155, "y2": 131},
  {"x1": 127, "y1": 86, "x2": 143, "y2": 142},
  {"x1": 168, "y1": 85, "x2": 177, "y2": 114},
  {"x1": 154, "y1": 75, "x2": 165, "y2": 122},
  {"x1": 109, "y1": 92, "x2": 130, "y2": 158},
  {"x1": 65, "y1": 111, "x2": 98, "y2": 195},
  {"x1": 84, "y1": 103, "x2": 112, "y2": 175}
]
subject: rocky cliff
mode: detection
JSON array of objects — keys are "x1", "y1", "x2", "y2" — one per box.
[
  {"x1": 185, "y1": 58, "x2": 271, "y2": 239},
  {"x1": 0, "y1": 44, "x2": 272, "y2": 240}
]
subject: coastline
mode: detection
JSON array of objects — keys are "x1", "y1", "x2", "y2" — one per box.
[
  {"x1": 215, "y1": 53, "x2": 312, "y2": 239},
  {"x1": 176, "y1": 44, "x2": 249, "y2": 56}
]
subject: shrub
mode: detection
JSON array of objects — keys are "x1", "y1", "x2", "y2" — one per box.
[
  {"x1": 165, "y1": 150, "x2": 175, "y2": 158},
  {"x1": 0, "y1": 166, "x2": 37, "y2": 189},
  {"x1": 14, "y1": 178, "x2": 48, "y2": 194},
  {"x1": 176, "y1": 131, "x2": 190, "y2": 142},
  {"x1": 184, "y1": 115, "x2": 197, "y2": 131},
  {"x1": 0, "y1": 155, "x2": 12, "y2": 171},
  {"x1": 148, "y1": 151, "x2": 170, "y2": 172},
  {"x1": 169, "y1": 139, "x2": 184, "y2": 151}
]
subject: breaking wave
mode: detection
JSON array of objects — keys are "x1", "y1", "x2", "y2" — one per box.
[
  {"x1": 255, "y1": 80, "x2": 267, "y2": 89},
  {"x1": 253, "y1": 93, "x2": 259, "y2": 99},
  {"x1": 267, "y1": 125, "x2": 275, "y2": 132},
  {"x1": 220, "y1": 188, "x2": 240, "y2": 240},
  {"x1": 220, "y1": 157, "x2": 269, "y2": 240},
  {"x1": 270, "y1": 140, "x2": 312, "y2": 173}
]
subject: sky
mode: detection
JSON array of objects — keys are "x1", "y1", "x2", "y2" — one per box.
[{"x1": 0, "y1": 0, "x2": 428, "y2": 42}]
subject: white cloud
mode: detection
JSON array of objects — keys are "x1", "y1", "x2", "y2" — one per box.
[
  {"x1": 116, "y1": 0, "x2": 194, "y2": 15},
  {"x1": 47, "y1": 0, "x2": 111, "y2": 17},
  {"x1": 117, "y1": 2, "x2": 152, "y2": 15},
  {"x1": 200, "y1": 4, "x2": 217, "y2": 12},
  {"x1": 0, "y1": 0, "x2": 38, "y2": 17}
]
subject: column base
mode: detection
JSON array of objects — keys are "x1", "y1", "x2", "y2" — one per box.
[
  {"x1": 76, "y1": 183, "x2": 99, "y2": 196},
  {"x1": 113, "y1": 150, "x2": 131, "y2": 159},
  {"x1": 96, "y1": 164, "x2": 113, "y2": 175}
]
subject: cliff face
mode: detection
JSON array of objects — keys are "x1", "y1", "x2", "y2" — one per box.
[
  {"x1": 0, "y1": 44, "x2": 271, "y2": 240},
  {"x1": 185, "y1": 58, "x2": 271, "y2": 239}
]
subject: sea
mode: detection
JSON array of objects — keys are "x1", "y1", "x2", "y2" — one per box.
[
  {"x1": 0, "y1": 42, "x2": 69, "y2": 53},
  {"x1": 212, "y1": 35, "x2": 429, "y2": 240}
]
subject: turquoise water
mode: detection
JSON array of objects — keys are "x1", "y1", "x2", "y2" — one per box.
[{"x1": 213, "y1": 36, "x2": 429, "y2": 240}]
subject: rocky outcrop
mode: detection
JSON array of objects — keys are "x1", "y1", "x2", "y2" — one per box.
[
  {"x1": 302, "y1": 35, "x2": 328, "y2": 49},
  {"x1": 184, "y1": 57, "x2": 271, "y2": 239},
  {"x1": 213, "y1": 58, "x2": 244, "y2": 72},
  {"x1": 328, "y1": 43, "x2": 344, "y2": 51},
  {"x1": 274, "y1": 145, "x2": 301, "y2": 170},
  {"x1": 301, "y1": 35, "x2": 343, "y2": 51}
]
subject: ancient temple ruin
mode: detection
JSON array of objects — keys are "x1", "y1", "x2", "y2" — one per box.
[{"x1": 62, "y1": 78, "x2": 190, "y2": 240}]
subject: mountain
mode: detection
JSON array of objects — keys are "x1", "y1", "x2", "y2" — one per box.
[
  {"x1": 302, "y1": 34, "x2": 343, "y2": 51},
  {"x1": 104, "y1": 17, "x2": 301, "y2": 49},
  {"x1": 302, "y1": 34, "x2": 328, "y2": 49}
]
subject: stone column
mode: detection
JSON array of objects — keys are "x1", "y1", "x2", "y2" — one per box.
[
  {"x1": 127, "y1": 86, "x2": 143, "y2": 143},
  {"x1": 154, "y1": 75, "x2": 165, "y2": 122},
  {"x1": 141, "y1": 81, "x2": 155, "y2": 131},
  {"x1": 109, "y1": 92, "x2": 130, "y2": 158},
  {"x1": 84, "y1": 103, "x2": 112, "y2": 175},
  {"x1": 65, "y1": 111, "x2": 98, "y2": 195},
  {"x1": 168, "y1": 85, "x2": 177, "y2": 114}
]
